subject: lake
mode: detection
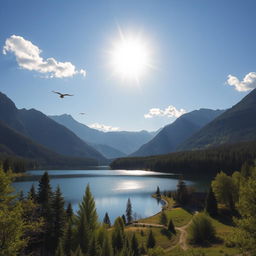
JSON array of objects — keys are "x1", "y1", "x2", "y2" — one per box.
[{"x1": 12, "y1": 168, "x2": 210, "y2": 223}]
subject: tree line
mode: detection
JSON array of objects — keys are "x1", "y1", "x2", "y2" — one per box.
[
  {"x1": 111, "y1": 140, "x2": 256, "y2": 175},
  {"x1": 0, "y1": 168, "x2": 162, "y2": 256}
]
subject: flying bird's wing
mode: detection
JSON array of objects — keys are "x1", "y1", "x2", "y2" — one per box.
[
  {"x1": 52, "y1": 91, "x2": 62, "y2": 96},
  {"x1": 63, "y1": 94, "x2": 74, "y2": 97}
]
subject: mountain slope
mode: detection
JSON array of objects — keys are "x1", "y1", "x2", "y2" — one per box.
[
  {"x1": 131, "y1": 109, "x2": 225, "y2": 157},
  {"x1": 0, "y1": 92, "x2": 105, "y2": 162},
  {"x1": 91, "y1": 144, "x2": 126, "y2": 159},
  {"x1": 178, "y1": 89, "x2": 256, "y2": 150},
  {"x1": 50, "y1": 114, "x2": 154, "y2": 154},
  {"x1": 0, "y1": 120, "x2": 97, "y2": 168}
]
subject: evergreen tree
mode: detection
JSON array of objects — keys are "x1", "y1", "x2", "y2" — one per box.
[
  {"x1": 205, "y1": 186, "x2": 218, "y2": 217},
  {"x1": 103, "y1": 212, "x2": 111, "y2": 227},
  {"x1": 71, "y1": 246, "x2": 84, "y2": 256},
  {"x1": 156, "y1": 186, "x2": 161, "y2": 197},
  {"x1": 64, "y1": 222, "x2": 73, "y2": 256},
  {"x1": 131, "y1": 233, "x2": 139, "y2": 256},
  {"x1": 37, "y1": 171, "x2": 53, "y2": 254},
  {"x1": 159, "y1": 211, "x2": 168, "y2": 226},
  {"x1": 176, "y1": 177, "x2": 189, "y2": 205},
  {"x1": 88, "y1": 234, "x2": 101, "y2": 256},
  {"x1": 126, "y1": 198, "x2": 133, "y2": 224},
  {"x1": 18, "y1": 190, "x2": 24, "y2": 201},
  {"x1": 167, "y1": 219, "x2": 176, "y2": 234},
  {"x1": 52, "y1": 186, "x2": 66, "y2": 251},
  {"x1": 28, "y1": 184, "x2": 37, "y2": 202},
  {"x1": 146, "y1": 229, "x2": 156, "y2": 249},
  {"x1": 76, "y1": 184, "x2": 98, "y2": 254},
  {"x1": 122, "y1": 214, "x2": 126, "y2": 225},
  {"x1": 112, "y1": 217, "x2": 125, "y2": 252},
  {"x1": 66, "y1": 203, "x2": 73, "y2": 221},
  {"x1": 55, "y1": 241, "x2": 64, "y2": 256},
  {"x1": 101, "y1": 232, "x2": 113, "y2": 256}
]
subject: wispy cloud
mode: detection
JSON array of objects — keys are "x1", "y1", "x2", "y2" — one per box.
[
  {"x1": 144, "y1": 105, "x2": 186, "y2": 119},
  {"x1": 3, "y1": 35, "x2": 86, "y2": 78},
  {"x1": 226, "y1": 72, "x2": 256, "y2": 92},
  {"x1": 89, "y1": 123, "x2": 120, "y2": 132}
]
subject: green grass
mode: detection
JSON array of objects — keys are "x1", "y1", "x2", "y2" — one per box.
[
  {"x1": 140, "y1": 208, "x2": 192, "y2": 227},
  {"x1": 125, "y1": 226, "x2": 178, "y2": 249}
]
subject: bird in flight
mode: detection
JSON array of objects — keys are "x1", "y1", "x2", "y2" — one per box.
[
  {"x1": 52, "y1": 91, "x2": 74, "y2": 98},
  {"x1": 79, "y1": 113, "x2": 86, "y2": 115}
]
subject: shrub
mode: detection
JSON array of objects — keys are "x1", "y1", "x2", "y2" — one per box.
[{"x1": 188, "y1": 213, "x2": 216, "y2": 245}]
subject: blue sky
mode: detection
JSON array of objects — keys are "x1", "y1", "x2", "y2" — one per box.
[{"x1": 1, "y1": 0, "x2": 256, "y2": 131}]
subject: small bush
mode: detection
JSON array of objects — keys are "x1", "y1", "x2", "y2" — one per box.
[{"x1": 188, "y1": 213, "x2": 216, "y2": 245}]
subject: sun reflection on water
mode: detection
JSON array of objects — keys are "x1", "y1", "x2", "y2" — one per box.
[{"x1": 114, "y1": 180, "x2": 143, "y2": 190}]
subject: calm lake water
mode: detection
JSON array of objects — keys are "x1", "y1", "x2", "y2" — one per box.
[{"x1": 12, "y1": 168, "x2": 210, "y2": 222}]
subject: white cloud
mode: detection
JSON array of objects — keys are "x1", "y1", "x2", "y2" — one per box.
[
  {"x1": 226, "y1": 72, "x2": 256, "y2": 92},
  {"x1": 144, "y1": 105, "x2": 186, "y2": 119},
  {"x1": 89, "y1": 123, "x2": 120, "y2": 132},
  {"x1": 3, "y1": 35, "x2": 86, "y2": 78}
]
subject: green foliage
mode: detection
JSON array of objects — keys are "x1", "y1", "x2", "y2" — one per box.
[
  {"x1": 126, "y1": 198, "x2": 133, "y2": 223},
  {"x1": 159, "y1": 211, "x2": 168, "y2": 226},
  {"x1": 66, "y1": 202, "x2": 73, "y2": 221},
  {"x1": 147, "y1": 229, "x2": 156, "y2": 248},
  {"x1": 212, "y1": 171, "x2": 236, "y2": 210},
  {"x1": 131, "y1": 233, "x2": 140, "y2": 256},
  {"x1": 167, "y1": 218, "x2": 176, "y2": 234},
  {"x1": 148, "y1": 246, "x2": 165, "y2": 256},
  {"x1": 112, "y1": 217, "x2": 125, "y2": 252},
  {"x1": 103, "y1": 212, "x2": 111, "y2": 227},
  {"x1": 63, "y1": 222, "x2": 73, "y2": 256},
  {"x1": 232, "y1": 168, "x2": 256, "y2": 253},
  {"x1": 175, "y1": 177, "x2": 189, "y2": 205},
  {"x1": 122, "y1": 214, "x2": 126, "y2": 225},
  {"x1": 28, "y1": 184, "x2": 37, "y2": 202},
  {"x1": 52, "y1": 186, "x2": 66, "y2": 251},
  {"x1": 0, "y1": 167, "x2": 41, "y2": 255},
  {"x1": 205, "y1": 186, "x2": 218, "y2": 217},
  {"x1": 101, "y1": 230, "x2": 113, "y2": 256},
  {"x1": 88, "y1": 234, "x2": 101, "y2": 256},
  {"x1": 76, "y1": 184, "x2": 98, "y2": 254},
  {"x1": 188, "y1": 213, "x2": 216, "y2": 245}
]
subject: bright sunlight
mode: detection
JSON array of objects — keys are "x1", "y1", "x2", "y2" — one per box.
[{"x1": 109, "y1": 30, "x2": 152, "y2": 82}]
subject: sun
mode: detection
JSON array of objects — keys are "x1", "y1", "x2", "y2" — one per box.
[{"x1": 109, "y1": 30, "x2": 152, "y2": 82}]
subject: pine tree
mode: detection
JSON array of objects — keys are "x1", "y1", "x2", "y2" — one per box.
[
  {"x1": 28, "y1": 184, "x2": 37, "y2": 202},
  {"x1": 103, "y1": 212, "x2": 111, "y2": 227},
  {"x1": 168, "y1": 219, "x2": 176, "y2": 234},
  {"x1": 52, "y1": 186, "x2": 66, "y2": 251},
  {"x1": 101, "y1": 232, "x2": 113, "y2": 256},
  {"x1": 156, "y1": 186, "x2": 161, "y2": 197},
  {"x1": 131, "y1": 233, "x2": 139, "y2": 256},
  {"x1": 37, "y1": 171, "x2": 53, "y2": 254},
  {"x1": 121, "y1": 214, "x2": 126, "y2": 225},
  {"x1": 176, "y1": 176, "x2": 189, "y2": 205},
  {"x1": 88, "y1": 234, "x2": 101, "y2": 256},
  {"x1": 55, "y1": 241, "x2": 64, "y2": 256},
  {"x1": 159, "y1": 211, "x2": 168, "y2": 226},
  {"x1": 66, "y1": 203, "x2": 73, "y2": 221},
  {"x1": 146, "y1": 229, "x2": 156, "y2": 249},
  {"x1": 76, "y1": 184, "x2": 98, "y2": 254},
  {"x1": 64, "y1": 222, "x2": 73, "y2": 256},
  {"x1": 71, "y1": 246, "x2": 84, "y2": 256},
  {"x1": 126, "y1": 198, "x2": 133, "y2": 224},
  {"x1": 205, "y1": 186, "x2": 218, "y2": 217},
  {"x1": 112, "y1": 217, "x2": 125, "y2": 252}
]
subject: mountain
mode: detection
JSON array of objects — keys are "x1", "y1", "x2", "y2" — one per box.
[
  {"x1": 131, "y1": 109, "x2": 225, "y2": 157},
  {"x1": 50, "y1": 114, "x2": 154, "y2": 154},
  {"x1": 178, "y1": 89, "x2": 256, "y2": 151},
  {"x1": 0, "y1": 92, "x2": 105, "y2": 162},
  {"x1": 91, "y1": 144, "x2": 126, "y2": 159},
  {"x1": 0, "y1": 120, "x2": 97, "y2": 168}
]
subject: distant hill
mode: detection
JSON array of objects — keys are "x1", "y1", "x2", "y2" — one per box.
[
  {"x1": 178, "y1": 89, "x2": 256, "y2": 151},
  {"x1": 131, "y1": 109, "x2": 225, "y2": 157},
  {"x1": 0, "y1": 120, "x2": 97, "y2": 168},
  {"x1": 50, "y1": 114, "x2": 154, "y2": 154},
  {"x1": 0, "y1": 92, "x2": 105, "y2": 162}
]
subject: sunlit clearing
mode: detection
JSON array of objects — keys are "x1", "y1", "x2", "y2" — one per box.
[{"x1": 109, "y1": 31, "x2": 152, "y2": 82}]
